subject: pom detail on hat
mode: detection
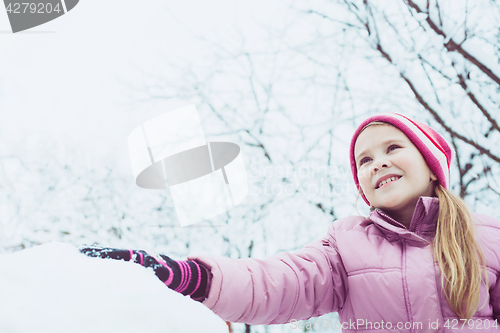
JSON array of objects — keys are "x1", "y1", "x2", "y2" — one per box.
[{"x1": 349, "y1": 113, "x2": 455, "y2": 206}]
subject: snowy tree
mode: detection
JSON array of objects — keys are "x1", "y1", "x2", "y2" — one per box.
[{"x1": 294, "y1": 0, "x2": 500, "y2": 213}]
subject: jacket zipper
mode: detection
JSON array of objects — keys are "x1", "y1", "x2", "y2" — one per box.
[
  {"x1": 377, "y1": 208, "x2": 420, "y2": 332},
  {"x1": 401, "y1": 239, "x2": 414, "y2": 333},
  {"x1": 375, "y1": 207, "x2": 431, "y2": 332}
]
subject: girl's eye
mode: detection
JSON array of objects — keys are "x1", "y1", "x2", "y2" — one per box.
[
  {"x1": 359, "y1": 157, "x2": 371, "y2": 166},
  {"x1": 359, "y1": 145, "x2": 400, "y2": 167},
  {"x1": 387, "y1": 144, "x2": 400, "y2": 152}
]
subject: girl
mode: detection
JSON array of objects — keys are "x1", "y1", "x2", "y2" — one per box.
[{"x1": 81, "y1": 113, "x2": 500, "y2": 332}]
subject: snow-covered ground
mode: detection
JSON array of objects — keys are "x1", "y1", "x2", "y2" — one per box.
[{"x1": 0, "y1": 242, "x2": 228, "y2": 333}]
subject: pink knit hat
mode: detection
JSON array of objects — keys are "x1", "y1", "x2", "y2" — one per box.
[{"x1": 349, "y1": 113, "x2": 455, "y2": 206}]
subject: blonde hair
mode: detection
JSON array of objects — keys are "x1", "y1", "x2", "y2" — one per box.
[
  {"x1": 433, "y1": 184, "x2": 488, "y2": 319},
  {"x1": 354, "y1": 121, "x2": 489, "y2": 319}
]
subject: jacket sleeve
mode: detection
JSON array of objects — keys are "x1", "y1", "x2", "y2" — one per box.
[{"x1": 187, "y1": 223, "x2": 347, "y2": 325}]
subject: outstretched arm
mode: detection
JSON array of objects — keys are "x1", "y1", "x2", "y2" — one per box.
[
  {"x1": 188, "y1": 228, "x2": 348, "y2": 325},
  {"x1": 80, "y1": 224, "x2": 347, "y2": 325}
]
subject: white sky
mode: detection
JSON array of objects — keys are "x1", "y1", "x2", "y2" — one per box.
[{"x1": 0, "y1": 0, "x2": 288, "y2": 174}]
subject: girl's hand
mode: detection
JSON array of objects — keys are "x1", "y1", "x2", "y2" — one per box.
[{"x1": 79, "y1": 246, "x2": 208, "y2": 299}]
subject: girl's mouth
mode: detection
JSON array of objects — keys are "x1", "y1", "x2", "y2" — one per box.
[{"x1": 377, "y1": 176, "x2": 402, "y2": 189}]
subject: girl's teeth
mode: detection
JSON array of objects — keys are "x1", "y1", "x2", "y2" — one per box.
[{"x1": 380, "y1": 177, "x2": 399, "y2": 187}]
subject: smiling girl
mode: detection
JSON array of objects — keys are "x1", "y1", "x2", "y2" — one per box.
[{"x1": 81, "y1": 113, "x2": 499, "y2": 332}]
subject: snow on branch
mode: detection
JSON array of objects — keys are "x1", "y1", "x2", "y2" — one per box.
[{"x1": 405, "y1": 0, "x2": 500, "y2": 86}]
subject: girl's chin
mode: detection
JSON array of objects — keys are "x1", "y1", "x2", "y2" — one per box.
[
  {"x1": 376, "y1": 198, "x2": 419, "y2": 212},
  {"x1": 373, "y1": 199, "x2": 408, "y2": 211},
  {"x1": 371, "y1": 196, "x2": 404, "y2": 208}
]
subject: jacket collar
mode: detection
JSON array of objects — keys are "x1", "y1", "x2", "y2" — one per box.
[{"x1": 369, "y1": 196, "x2": 440, "y2": 246}]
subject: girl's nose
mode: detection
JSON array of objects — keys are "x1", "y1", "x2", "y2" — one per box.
[{"x1": 373, "y1": 159, "x2": 391, "y2": 173}]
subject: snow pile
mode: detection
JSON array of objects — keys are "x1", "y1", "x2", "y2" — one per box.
[{"x1": 0, "y1": 242, "x2": 228, "y2": 333}]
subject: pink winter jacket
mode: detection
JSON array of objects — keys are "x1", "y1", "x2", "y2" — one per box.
[{"x1": 188, "y1": 197, "x2": 500, "y2": 332}]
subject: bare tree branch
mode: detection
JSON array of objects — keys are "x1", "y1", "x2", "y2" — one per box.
[
  {"x1": 405, "y1": 0, "x2": 500, "y2": 86},
  {"x1": 455, "y1": 72, "x2": 500, "y2": 134}
]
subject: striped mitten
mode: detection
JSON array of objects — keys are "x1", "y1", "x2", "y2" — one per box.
[{"x1": 79, "y1": 246, "x2": 209, "y2": 301}]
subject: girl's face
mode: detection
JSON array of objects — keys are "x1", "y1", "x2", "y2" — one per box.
[{"x1": 354, "y1": 124, "x2": 436, "y2": 217}]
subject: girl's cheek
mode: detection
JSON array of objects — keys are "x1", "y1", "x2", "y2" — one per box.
[
  {"x1": 357, "y1": 166, "x2": 371, "y2": 181},
  {"x1": 394, "y1": 156, "x2": 413, "y2": 174},
  {"x1": 358, "y1": 172, "x2": 371, "y2": 192}
]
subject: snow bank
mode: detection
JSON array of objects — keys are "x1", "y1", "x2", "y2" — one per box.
[{"x1": 0, "y1": 242, "x2": 228, "y2": 333}]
